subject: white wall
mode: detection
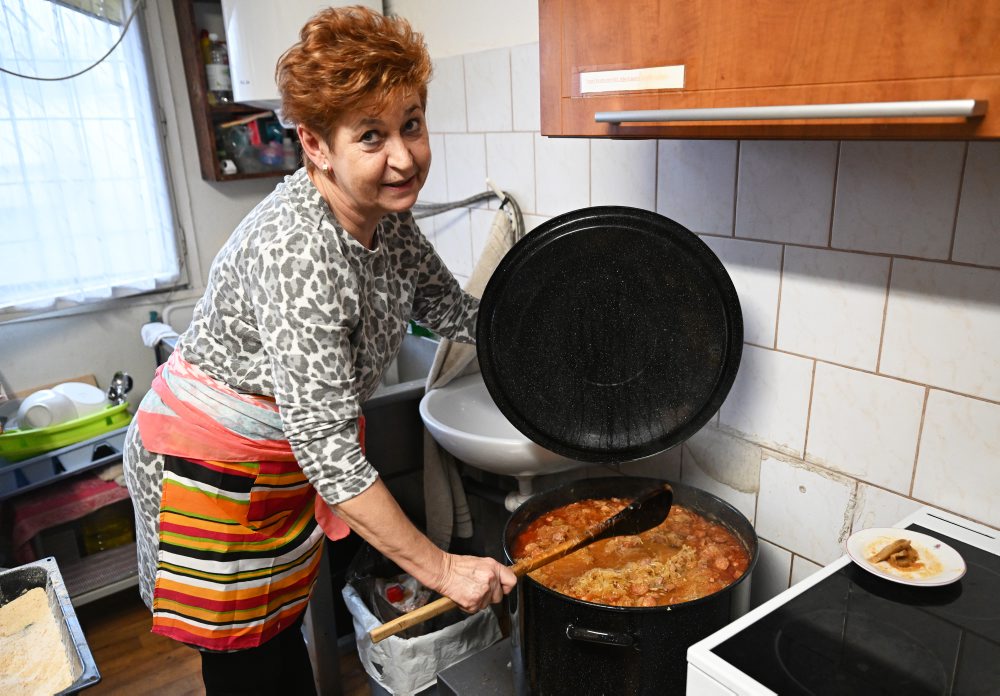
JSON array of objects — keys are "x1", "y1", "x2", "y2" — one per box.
[{"x1": 387, "y1": 0, "x2": 537, "y2": 58}]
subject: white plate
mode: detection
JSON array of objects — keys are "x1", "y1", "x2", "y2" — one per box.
[{"x1": 846, "y1": 527, "x2": 966, "y2": 587}]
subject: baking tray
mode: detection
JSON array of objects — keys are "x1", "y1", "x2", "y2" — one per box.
[{"x1": 0, "y1": 556, "x2": 101, "y2": 694}]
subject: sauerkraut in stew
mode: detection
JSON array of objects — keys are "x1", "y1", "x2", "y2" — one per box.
[{"x1": 513, "y1": 498, "x2": 749, "y2": 607}]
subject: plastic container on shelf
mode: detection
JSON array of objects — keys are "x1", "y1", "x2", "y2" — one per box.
[
  {"x1": 259, "y1": 140, "x2": 284, "y2": 167},
  {"x1": 0, "y1": 404, "x2": 131, "y2": 462},
  {"x1": 80, "y1": 501, "x2": 135, "y2": 556}
]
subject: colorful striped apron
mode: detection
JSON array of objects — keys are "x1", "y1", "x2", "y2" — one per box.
[{"x1": 137, "y1": 353, "x2": 357, "y2": 651}]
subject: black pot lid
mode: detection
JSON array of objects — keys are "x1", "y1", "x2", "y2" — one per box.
[{"x1": 476, "y1": 206, "x2": 743, "y2": 464}]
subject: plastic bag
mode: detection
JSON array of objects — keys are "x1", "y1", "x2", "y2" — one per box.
[{"x1": 342, "y1": 544, "x2": 502, "y2": 696}]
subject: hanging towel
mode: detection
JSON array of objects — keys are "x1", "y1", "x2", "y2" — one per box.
[
  {"x1": 140, "y1": 321, "x2": 180, "y2": 348},
  {"x1": 423, "y1": 197, "x2": 525, "y2": 549}
]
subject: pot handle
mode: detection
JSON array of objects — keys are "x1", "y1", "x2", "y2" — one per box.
[{"x1": 565, "y1": 624, "x2": 634, "y2": 648}]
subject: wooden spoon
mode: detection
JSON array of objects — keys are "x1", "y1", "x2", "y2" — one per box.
[{"x1": 369, "y1": 484, "x2": 673, "y2": 643}]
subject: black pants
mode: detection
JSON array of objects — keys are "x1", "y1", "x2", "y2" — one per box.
[{"x1": 199, "y1": 616, "x2": 317, "y2": 696}]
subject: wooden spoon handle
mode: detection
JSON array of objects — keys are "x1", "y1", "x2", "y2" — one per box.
[
  {"x1": 369, "y1": 595, "x2": 457, "y2": 643},
  {"x1": 369, "y1": 543, "x2": 578, "y2": 644}
]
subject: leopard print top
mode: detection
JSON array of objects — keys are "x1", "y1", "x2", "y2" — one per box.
[{"x1": 170, "y1": 167, "x2": 476, "y2": 504}]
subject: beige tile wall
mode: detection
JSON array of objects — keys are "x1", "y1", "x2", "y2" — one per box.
[{"x1": 422, "y1": 43, "x2": 1000, "y2": 605}]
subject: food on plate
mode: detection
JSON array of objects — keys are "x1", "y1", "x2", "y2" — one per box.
[
  {"x1": 0, "y1": 587, "x2": 75, "y2": 695},
  {"x1": 513, "y1": 498, "x2": 749, "y2": 607},
  {"x1": 870, "y1": 538, "x2": 922, "y2": 570}
]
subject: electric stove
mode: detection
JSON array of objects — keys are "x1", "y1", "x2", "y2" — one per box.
[{"x1": 687, "y1": 507, "x2": 1000, "y2": 695}]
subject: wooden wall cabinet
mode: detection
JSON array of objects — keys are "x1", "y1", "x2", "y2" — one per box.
[
  {"x1": 173, "y1": 0, "x2": 300, "y2": 181},
  {"x1": 539, "y1": 0, "x2": 1000, "y2": 140}
]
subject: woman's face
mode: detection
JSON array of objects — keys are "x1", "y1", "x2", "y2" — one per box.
[{"x1": 323, "y1": 91, "x2": 431, "y2": 232}]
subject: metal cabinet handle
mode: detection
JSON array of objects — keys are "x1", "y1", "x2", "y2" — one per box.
[{"x1": 595, "y1": 99, "x2": 987, "y2": 124}]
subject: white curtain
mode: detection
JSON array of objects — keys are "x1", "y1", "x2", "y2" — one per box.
[{"x1": 0, "y1": 0, "x2": 180, "y2": 312}]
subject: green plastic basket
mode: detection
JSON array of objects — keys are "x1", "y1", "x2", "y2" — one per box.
[{"x1": 0, "y1": 403, "x2": 132, "y2": 462}]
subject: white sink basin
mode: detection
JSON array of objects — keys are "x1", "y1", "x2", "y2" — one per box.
[{"x1": 420, "y1": 373, "x2": 586, "y2": 479}]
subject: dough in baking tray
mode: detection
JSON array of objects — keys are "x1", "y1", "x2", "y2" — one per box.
[{"x1": 0, "y1": 587, "x2": 75, "y2": 696}]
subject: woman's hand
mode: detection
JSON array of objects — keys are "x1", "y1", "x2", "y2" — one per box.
[
  {"x1": 435, "y1": 553, "x2": 518, "y2": 613},
  {"x1": 333, "y1": 478, "x2": 517, "y2": 612}
]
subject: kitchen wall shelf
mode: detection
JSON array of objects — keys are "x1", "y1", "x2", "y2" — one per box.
[
  {"x1": 0, "y1": 427, "x2": 129, "y2": 502},
  {"x1": 540, "y1": 0, "x2": 1000, "y2": 140},
  {"x1": 173, "y1": 0, "x2": 301, "y2": 181}
]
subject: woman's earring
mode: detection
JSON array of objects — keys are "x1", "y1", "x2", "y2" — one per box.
[{"x1": 321, "y1": 163, "x2": 329, "y2": 173}]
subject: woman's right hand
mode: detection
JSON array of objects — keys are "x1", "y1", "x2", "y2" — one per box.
[
  {"x1": 331, "y1": 479, "x2": 517, "y2": 612},
  {"x1": 435, "y1": 553, "x2": 518, "y2": 613}
]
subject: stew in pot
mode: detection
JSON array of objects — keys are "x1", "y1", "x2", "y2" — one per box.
[{"x1": 513, "y1": 498, "x2": 749, "y2": 607}]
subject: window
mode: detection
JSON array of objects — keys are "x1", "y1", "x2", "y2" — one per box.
[{"x1": 0, "y1": 0, "x2": 180, "y2": 313}]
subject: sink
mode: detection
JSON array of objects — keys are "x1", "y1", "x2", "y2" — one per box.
[{"x1": 420, "y1": 373, "x2": 587, "y2": 508}]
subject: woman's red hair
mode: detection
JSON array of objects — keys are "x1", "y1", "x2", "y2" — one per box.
[{"x1": 276, "y1": 5, "x2": 432, "y2": 168}]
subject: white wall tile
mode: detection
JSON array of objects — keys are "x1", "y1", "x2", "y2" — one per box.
[
  {"x1": 700, "y1": 236, "x2": 781, "y2": 347},
  {"x1": 749, "y1": 539, "x2": 792, "y2": 609},
  {"x1": 523, "y1": 213, "x2": 550, "y2": 233},
  {"x1": 464, "y1": 48, "x2": 513, "y2": 132},
  {"x1": 953, "y1": 142, "x2": 1000, "y2": 268},
  {"x1": 913, "y1": 391, "x2": 1000, "y2": 529},
  {"x1": 807, "y1": 363, "x2": 924, "y2": 493},
  {"x1": 852, "y1": 484, "x2": 924, "y2": 532},
  {"x1": 591, "y1": 139, "x2": 656, "y2": 210},
  {"x1": 657, "y1": 140, "x2": 737, "y2": 235},
  {"x1": 535, "y1": 133, "x2": 589, "y2": 215},
  {"x1": 427, "y1": 56, "x2": 467, "y2": 133},
  {"x1": 778, "y1": 246, "x2": 889, "y2": 370},
  {"x1": 469, "y1": 207, "x2": 496, "y2": 270},
  {"x1": 415, "y1": 215, "x2": 436, "y2": 247},
  {"x1": 755, "y1": 455, "x2": 856, "y2": 564},
  {"x1": 431, "y1": 208, "x2": 473, "y2": 277},
  {"x1": 790, "y1": 555, "x2": 824, "y2": 585},
  {"x1": 421, "y1": 133, "x2": 448, "y2": 202},
  {"x1": 486, "y1": 132, "x2": 535, "y2": 214},
  {"x1": 832, "y1": 141, "x2": 964, "y2": 259},
  {"x1": 681, "y1": 426, "x2": 761, "y2": 524},
  {"x1": 881, "y1": 259, "x2": 1000, "y2": 402},
  {"x1": 510, "y1": 43, "x2": 540, "y2": 132},
  {"x1": 735, "y1": 140, "x2": 837, "y2": 245},
  {"x1": 719, "y1": 345, "x2": 813, "y2": 456},
  {"x1": 444, "y1": 133, "x2": 487, "y2": 203}
]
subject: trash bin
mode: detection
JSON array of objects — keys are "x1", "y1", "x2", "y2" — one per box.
[{"x1": 342, "y1": 543, "x2": 501, "y2": 696}]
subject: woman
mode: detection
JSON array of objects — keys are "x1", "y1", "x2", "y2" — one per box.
[{"x1": 122, "y1": 6, "x2": 516, "y2": 694}]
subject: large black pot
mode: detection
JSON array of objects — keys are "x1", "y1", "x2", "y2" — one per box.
[{"x1": 503, "y1": 477, "x2": 758, "y2": 696}]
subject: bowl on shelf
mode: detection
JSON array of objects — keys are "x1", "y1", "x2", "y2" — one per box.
[
  {"x1": 16, "y1": 389, "x2": 77, "y2": 429},
  {"x1": 0, "y1": 403, "x2": 132, "y2": 463},
  {"x1": 52, "y1": 383, "x2": 110, "y2": 419}
]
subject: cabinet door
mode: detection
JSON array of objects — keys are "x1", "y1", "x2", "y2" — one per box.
[{"x1": 540, "y1": 0, "x2": 1000, "y2": 140}]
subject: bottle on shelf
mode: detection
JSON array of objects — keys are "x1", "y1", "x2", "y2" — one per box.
[
  {"x1": 204, "y1": 32, "x2": 233, "y2": 104},
  {"x1": 200, "y1": 29, "x2": 211, "y2": 65}
]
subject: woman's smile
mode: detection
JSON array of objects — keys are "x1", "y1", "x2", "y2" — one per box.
[{"x1": 383, "y1": 174, "x2": 417, "y2": 191}]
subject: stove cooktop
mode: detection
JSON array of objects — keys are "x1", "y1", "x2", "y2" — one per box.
[{"x1": 696, "y1": 511, "x2": 1000, "y2": 696}]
